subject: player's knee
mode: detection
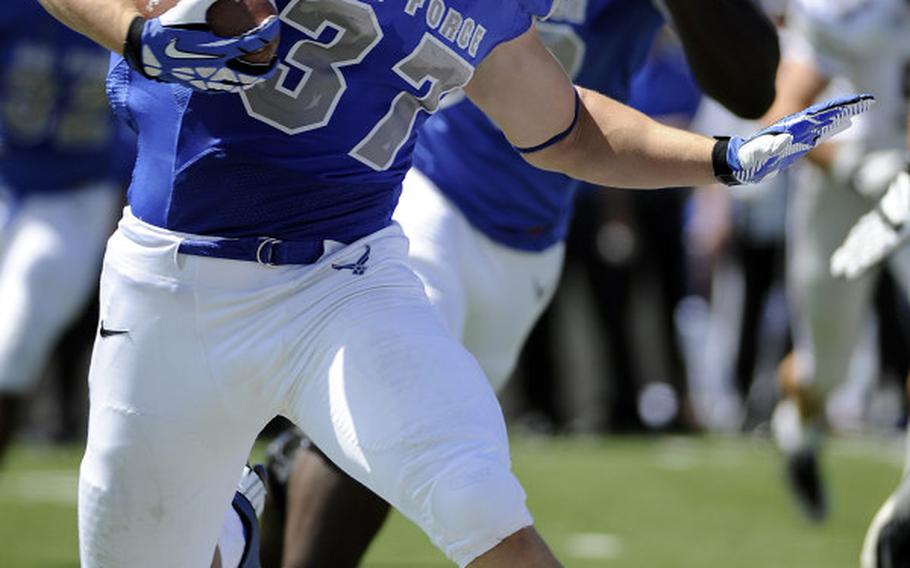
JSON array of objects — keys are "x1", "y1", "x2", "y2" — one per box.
[{"x1": 427, "y1": 457, "x2": 532, "y2": 567}]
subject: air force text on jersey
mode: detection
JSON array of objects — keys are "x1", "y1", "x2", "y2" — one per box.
[{"x1": 404, "y1": 0, "x2": 488, "y2": 57}]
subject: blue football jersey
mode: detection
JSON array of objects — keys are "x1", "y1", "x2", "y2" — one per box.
[
  {"x1": 412, "y1": 0, "x2": 665, "y2": 251},
  {"x1": 112, "y1": 0, "x2": 553, "y2": 244},
  {"x1": 0, "y1": 3, "x2": 129, "y2": 196}
]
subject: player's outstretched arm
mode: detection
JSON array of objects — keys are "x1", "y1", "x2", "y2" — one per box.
[
  {"x1": 465, "y1": 28, "x2": 871, "y2": 191},
  {"x1": 662, "y1": 0, "x2": 780, "y2": 119},
  {"x1": 38, "y1": 0, "x2": 280, "y2": 93}
]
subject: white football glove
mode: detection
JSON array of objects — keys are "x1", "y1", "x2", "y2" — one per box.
[
  {"x1": 832, "y1": 147, "x2": 908, "y2": 200},
  {"x1": 830, "y1": 169, "x2": 910, "y2": 279}
]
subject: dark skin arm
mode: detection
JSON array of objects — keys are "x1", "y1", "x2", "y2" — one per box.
[{"x1": 663, "y1": 0, "x2": 780, "y2": 119}]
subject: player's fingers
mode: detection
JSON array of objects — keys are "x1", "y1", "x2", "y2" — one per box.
[
  {"x1": 813, "y1": 116, "x2": 853, "y2": 143},
  {"x1": 808, "y1": 93, "x2": 875, "y2": 120},
  {"x1": 233, "y1": 16, "x2": 281, "y2": 53},
  {"x1": 192, "y1": 17, "x2": 280, "y2": 61},
  {"x1": 227, "y1": 57, "x2": 277, "y2": 78},
  {"x1": 796, "y1": 95, "x2": 875, "y2": 146}
]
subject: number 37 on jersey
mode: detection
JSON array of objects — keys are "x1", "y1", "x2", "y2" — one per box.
[{"x1": 240, "y1": 0, "x2": 491, "y2": 172}]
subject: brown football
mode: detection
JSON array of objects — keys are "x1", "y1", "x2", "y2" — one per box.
[{"x1": 134, "y1": 0, "x2": 280, "y2": 64}]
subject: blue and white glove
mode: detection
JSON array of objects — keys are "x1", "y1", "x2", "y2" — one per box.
[
  {"x1": 123, "y1": 0, "x2": 280, "y2": 93},
  {"x1": 831, "y1": 167, "x2": 910, "y2": 280},
  {"x1": 712, "y1": 94, "x2": 875, "y2": 186}
]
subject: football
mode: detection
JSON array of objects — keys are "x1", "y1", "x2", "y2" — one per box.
[{"x1": 134, "y1": 0, "x2": 280, "y2": 63}]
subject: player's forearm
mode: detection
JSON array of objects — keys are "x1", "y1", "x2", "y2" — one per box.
[
  {"x1": 38, "y1": 0, "x2": 139, "y2": 54},
  {"x1": 663, "y1": 0, "x2": 779, "y2": 119},
  {"x1": 525, "y1": 88, "x2": 716, "y2": 189}
]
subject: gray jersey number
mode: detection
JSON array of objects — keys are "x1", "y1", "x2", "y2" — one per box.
[
  {"x1": 241, "y1": 0, "x2": 474, "y2": 171},
  {"x1": 350, "y1": 35, "x2": 472, "y2": 170},
  {"x1": 241, "y1": 0, "x2": 383, "y2": 134}
]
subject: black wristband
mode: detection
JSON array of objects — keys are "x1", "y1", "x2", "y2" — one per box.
[
  {"x1": 712, "y1": 137, "x2": 739, "y2": 186},
  {"x1": 123, "y1": 16, "x2": 147, "y2": 77}
]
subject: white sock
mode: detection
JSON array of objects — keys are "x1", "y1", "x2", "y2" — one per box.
[
  {"x1": 771, "y1": 399, "x2": 820, "y2": 456},
  {"x1": 216, "y1": 506, "x2": 247, "y2": 568}
]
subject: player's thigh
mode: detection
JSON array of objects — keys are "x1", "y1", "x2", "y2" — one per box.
[
  {"x1": 394, "y1": 168, "x2": 468, "y2": 335},
  {"x1": 79, "y1": 230, "x2": 265, "y2": 568},
  {"x1": 287, "y1": 256, "x2": 531, "y2": 566},
  {"x1": 787, "y1": 177, "x2": 877, "y2": 390},
  {"x1": 462, "y1": 240, "x2": 564, "y2": 391}
]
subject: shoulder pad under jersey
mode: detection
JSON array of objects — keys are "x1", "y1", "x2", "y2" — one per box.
[{"x1": 522, "y1": 0, "x2": 561, "y2": 20}]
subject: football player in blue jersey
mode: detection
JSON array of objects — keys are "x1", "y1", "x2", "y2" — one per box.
[
  {"x1": 0, "y1": 3, "x2": 128, "y2": 465},
  {"x1": 253, "y1": 2, "x2": 808, "y2": 566},
  {"x1": 40, "y1": 0, "x2": 869, "y2": 565}
]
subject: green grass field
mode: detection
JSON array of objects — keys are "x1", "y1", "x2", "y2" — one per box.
[{"x1": 0, "y1": 436, "x2": 903, "y2": 567}]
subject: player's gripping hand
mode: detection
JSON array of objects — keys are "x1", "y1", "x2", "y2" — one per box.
[
  {"x1": 123, "y1": 6, "x2": 280, "y2": 93},
  {"x1": 712, "y1": 94, "x2": 875, "y2": 186},
  {"x1": 831, "y1": 168, "x2": 910, "y2": 279}
]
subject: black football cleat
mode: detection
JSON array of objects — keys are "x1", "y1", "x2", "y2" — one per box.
[
  {"x1": 784, "y1": 448, "x2": 828, "y2": 523},
  {"x1": 772, "y1": 399, "x2": 828, "y2": 522}
]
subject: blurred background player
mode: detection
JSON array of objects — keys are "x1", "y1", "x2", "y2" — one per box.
[
  {"x1": 838, "y1": 124, "x2": 910, "y2": 568},
  {"x1": 257, "y1": 1, "x2": 786, "y2": 566},
  {"x1": 825, "y1": 10, "x2": 910, "y2": 564},
  {"x1": 0, "y1": 2, "x2": 127, "y2": 464},
  {"x1": 758, "y1": 0, "x2": 910, "y2": 524}
]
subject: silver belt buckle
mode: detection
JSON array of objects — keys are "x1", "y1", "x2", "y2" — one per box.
[{"x1": 255, "y1": 237, "x2": 283, "y2": 266}]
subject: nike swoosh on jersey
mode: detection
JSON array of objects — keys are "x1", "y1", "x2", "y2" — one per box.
[{"x1": 164, "y1": 39, "x2": 221, "y2": 60}]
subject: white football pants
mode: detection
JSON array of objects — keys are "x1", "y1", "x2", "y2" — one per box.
[
  {"x1": 0, "y1": 183, "x2": 119, "y2": 394},
  {"x1": 395, "y1": 169, "x2": 564, "y2": 392},
  {"x1": 78, "y1": 209, "x2": 533, "y2": 568}
]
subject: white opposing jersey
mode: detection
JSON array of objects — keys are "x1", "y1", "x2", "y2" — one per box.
[{"x1": 788, "y1": 0, "x2": 910, "y2": 152}]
